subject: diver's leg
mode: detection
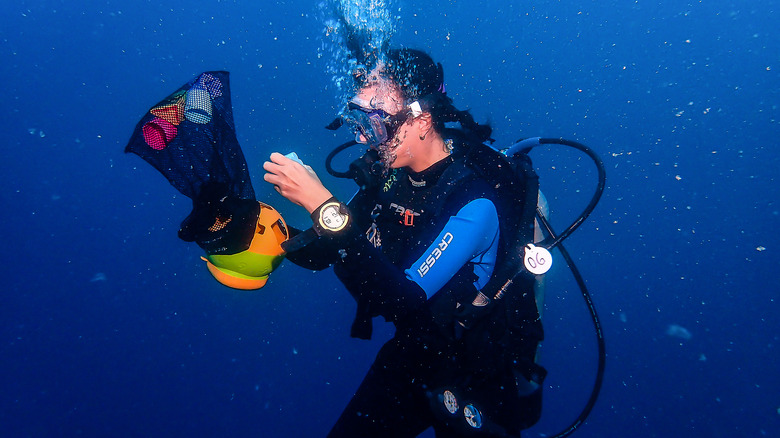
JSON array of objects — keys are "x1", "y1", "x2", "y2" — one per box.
[{"x1": 327, "y1": 341, "x2": 432, "y2": 438}]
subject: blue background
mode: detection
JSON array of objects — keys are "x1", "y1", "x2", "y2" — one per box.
[{"x1": 1, "y1": 0, "x2": 778, "y2": 436}]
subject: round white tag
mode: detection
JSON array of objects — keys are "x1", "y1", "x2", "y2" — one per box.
[{"x1": 524, "y1": 244, "x2": 552, "y2": 275}]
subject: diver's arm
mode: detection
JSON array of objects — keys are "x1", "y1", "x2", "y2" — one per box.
[
  {"x1": 280, "y1": 225, "x2": 339, "y2": 270},
  {"x1": 405, "y1": 198, "x2": 499, "y2": 298},
  {"x1": 263, "y1": 152, "x2": 399, "y2": 272},
  {"x1": 282, "y1": 188, "x2": 376, "y2": 270},
  {"x1": 262, "y1": 152, "x2": 346, "y2": 269},
  {"x1": 334, "y1": 198, "x2": 499, "y2": 323},
  {"x1": 333, "y1": 232, "x2": 427, "y2": 324},
  {"x1": 262, "y1": 152, "x2": 499, "y2": 320}
]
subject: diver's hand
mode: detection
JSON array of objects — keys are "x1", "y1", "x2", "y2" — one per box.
[{"x1": 263, "y1": 152, "x2": 333, "y2": 213}]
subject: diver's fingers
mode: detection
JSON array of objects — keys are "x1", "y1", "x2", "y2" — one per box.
[
  {"x1": 265, "y1": 153, "x2": 309, "y2": 178},
  {"x1": 263, "y1": 162, "x2": 305, "y2": 187},
  {"x1": 268, "y1": 151, "x2": 289, "y2": 163},
  {"x1": 264, "y1": 153, "x2": 292, "y2": 172},
  {"x1": 264, "y1": 155, "x2": 320, "y2": 183},
  {"x1": 268, "y1": 151, "x2": 304, "y2": 167},
  {"x1": 262, "y1": 160, "x2": 284, "y2": 176},
  {"x1": 263, "y1": 161, "x2": 301, "y2": 194},
  {"x1": 262, "y1": 171, "x2": 281, "y2": 186}
]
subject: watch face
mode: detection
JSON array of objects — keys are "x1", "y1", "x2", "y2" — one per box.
[{"x1": 319, "y1": 202, "x2": 348, "y2": 231}]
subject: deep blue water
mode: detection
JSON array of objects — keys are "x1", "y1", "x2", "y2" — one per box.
[{"x1": 1, "y1": 1, "x2": 778, "y2": 437}]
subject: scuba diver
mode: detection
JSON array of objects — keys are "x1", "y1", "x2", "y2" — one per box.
[
  {"x1": 125, "y1": 41, "x2": 604, "y2": 438},
  {"x1": 264, "y1": 48, "x2": 547, "y2": 437}
]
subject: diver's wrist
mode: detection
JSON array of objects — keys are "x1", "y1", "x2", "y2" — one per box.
[{"x1": 311, "y1": 197, "x2": 351, "y2": 236}]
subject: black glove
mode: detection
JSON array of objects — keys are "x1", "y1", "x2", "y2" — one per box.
[{"x1": 178, "y1": 181, "x2": 259, "y2": 255}]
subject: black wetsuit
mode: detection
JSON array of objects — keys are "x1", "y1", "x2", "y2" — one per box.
[{"x1": 288, "y1": 142, "x2": 543, "y2": 437}]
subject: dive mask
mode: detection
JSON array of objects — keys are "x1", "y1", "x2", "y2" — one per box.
[{"x1": 342, "y1": 100, "x2": 410, "y2": 148}]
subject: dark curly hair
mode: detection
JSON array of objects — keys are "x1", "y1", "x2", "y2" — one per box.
[{"x1": 384, "y1": 48, "x2": 494, "y2": 145}]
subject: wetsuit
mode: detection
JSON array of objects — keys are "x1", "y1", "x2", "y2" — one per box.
[{"x1": 288, "y1": 141, "x2": 543, "y2": 437}]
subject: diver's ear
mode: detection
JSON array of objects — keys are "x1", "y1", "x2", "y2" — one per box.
[
  {"x1": 414, "y1": 112, "x2": 434, "y2": 131},
  {"x1": 411, "y1": 113, "x2": 435, "y2": 142}
]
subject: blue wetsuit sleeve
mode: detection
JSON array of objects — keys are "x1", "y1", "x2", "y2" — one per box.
[
  {"x1": 332, "y1": 197, "x2": 498, "y2": 330},
  {"x1": 405, "y1": 198, "x2": 499, "y2": 298}
]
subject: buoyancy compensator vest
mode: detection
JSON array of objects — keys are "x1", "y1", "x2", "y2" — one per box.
[
  {"x1": 325, "y1": 135, "x2": 608, "y2": 438},
  {"x1": 325, "y1": 137, "x2": 547, "y2": 435}
]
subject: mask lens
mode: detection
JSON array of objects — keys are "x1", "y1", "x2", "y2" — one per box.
[
  {"x1": 366, "y1": 112, "x2": 388, "y2": 144},
  {"x1": 343, "y1": 108, "x2": 389, "y2": 147}
]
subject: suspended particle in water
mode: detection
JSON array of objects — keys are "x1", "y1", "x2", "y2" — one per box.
[{"x1": 666, "y1": 324, "x2": 692, "y2": 340}]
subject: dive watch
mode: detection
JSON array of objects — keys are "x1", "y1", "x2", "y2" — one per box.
[{"x1": 312, "y1": 197, "x2": 350, "y2": 235}]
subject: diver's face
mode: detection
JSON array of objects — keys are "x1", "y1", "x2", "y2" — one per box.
[{"x1": 352, "y1": 68, "x2": 415, "y2": 169}]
